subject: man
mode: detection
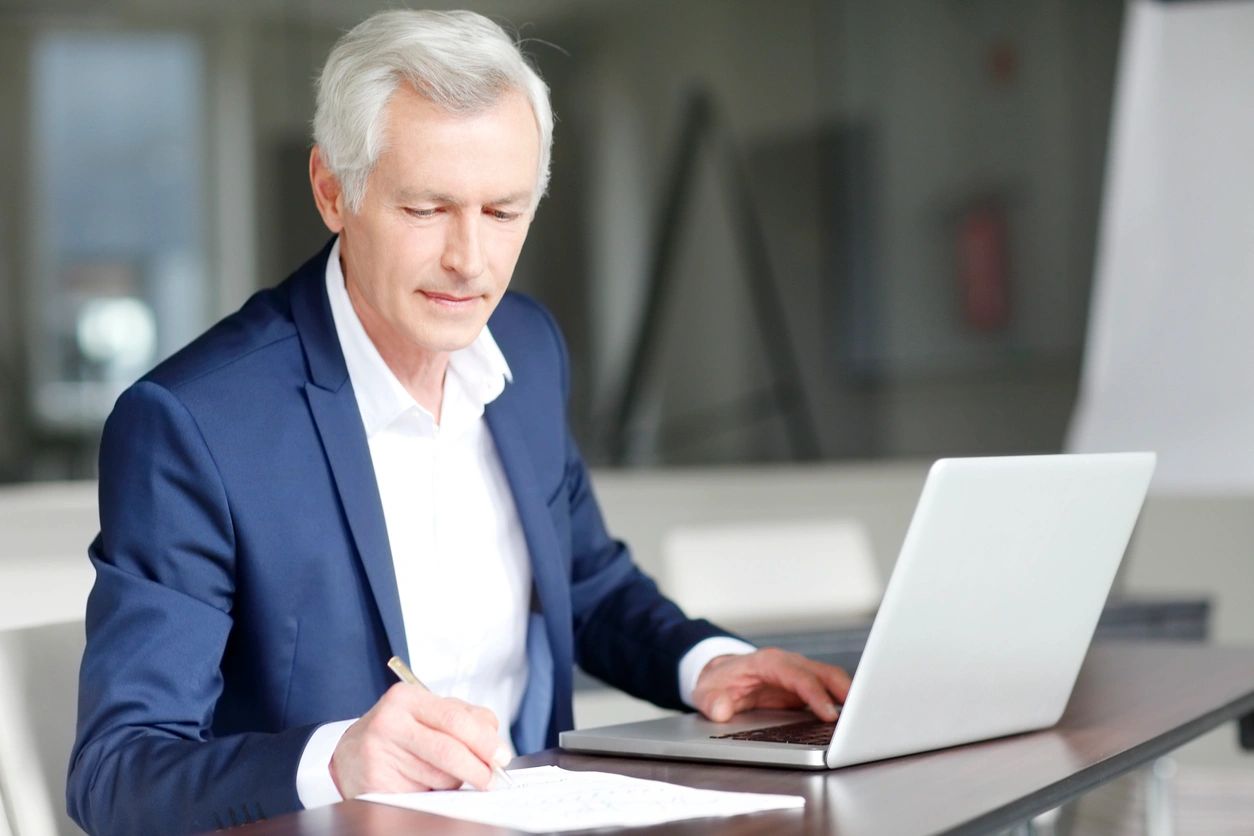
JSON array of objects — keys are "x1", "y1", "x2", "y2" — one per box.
[{"x1": 68, "y1": 10, "x2": 849, "y2": 834}]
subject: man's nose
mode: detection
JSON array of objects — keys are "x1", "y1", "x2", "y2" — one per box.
[{"x1": 441, "y1": 213, "x2": 486, "y2": 280}]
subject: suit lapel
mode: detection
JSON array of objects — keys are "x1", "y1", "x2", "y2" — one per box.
[
  {"x1": 484, "y1": 393, "x2": 574, "y2": 692},
  {"x1": 290, "y1": 243, "x2": 409, "y2": 663},
  {"x1": 304, "y1": 384, "x2": 409, "y2": 662}
]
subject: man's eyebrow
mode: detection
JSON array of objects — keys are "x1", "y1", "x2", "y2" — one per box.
[
  {"x1": 395, "y1": 188, "x2": 460, "y2": 206},
  {"x1": 394, "y1": 188, "x2": 532, "y2": 207},
  {"x1": 488, "y1": 191, "x2": 533, "y2": 207}
]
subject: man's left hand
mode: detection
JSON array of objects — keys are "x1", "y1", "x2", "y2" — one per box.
[{"x1": 691, "y1": 648, "x2": 851, "y2": 723}]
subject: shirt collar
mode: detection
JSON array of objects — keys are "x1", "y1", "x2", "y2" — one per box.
[{"x1": 323, "y1": 237, "x2": 512, "y2": 437}]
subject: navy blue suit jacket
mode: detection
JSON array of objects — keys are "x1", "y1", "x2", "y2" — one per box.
[{"x1": 68, "y1": 242, "x2": 728, "y2": 835}]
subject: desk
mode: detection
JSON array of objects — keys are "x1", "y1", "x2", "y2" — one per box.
[{"x1": 226, "y1": 641, "x2": 1254, "y2": 836}]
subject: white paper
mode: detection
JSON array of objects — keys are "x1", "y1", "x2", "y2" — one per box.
[{"x1": 360, "y1": 766, "x2": 805, "y2": 832}]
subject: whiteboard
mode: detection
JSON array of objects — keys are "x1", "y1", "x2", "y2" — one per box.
[{"x1": 1068, "y1": 0, "x2": 1254, "y2": 493}]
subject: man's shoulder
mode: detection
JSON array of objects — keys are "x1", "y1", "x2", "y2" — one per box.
[
  {"x1": 491, "y1": 290, "x2": 555, "y2": 329},
  {"x1": 143, "y1": 285, "x2": 297, "y2": 393},
  {"x1": 490, "y1": 291, "x2": 566, "y2": 368}
]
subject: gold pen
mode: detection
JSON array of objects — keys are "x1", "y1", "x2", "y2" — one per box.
[{"x1": 387, "y1": 655, "x2": 515, "y2": 788}]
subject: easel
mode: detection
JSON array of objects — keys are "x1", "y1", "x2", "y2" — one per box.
[{"x1": 605, "y1": 89, "x2": 822, "y2": 465}]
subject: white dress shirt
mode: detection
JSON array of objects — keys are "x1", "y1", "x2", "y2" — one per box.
[{"x1": 296, "y1": 238, "x2": 754, "y2": 807}]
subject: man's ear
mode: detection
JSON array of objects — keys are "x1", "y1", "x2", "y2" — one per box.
[{"x1": 309, "y1": 146, "x2": 346, "y2": 233}]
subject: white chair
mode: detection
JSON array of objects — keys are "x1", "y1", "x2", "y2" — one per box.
[
  {"x1": 573, "y1": 517, "x2": 880, "y2": 728},
  {"x1": 661, "y1": 518, "x2": 881, "y2": 631},
  {"x1": 0, "y1": 620, "x2": 87, "y2": 836},
  {"x1": 0, "y1": 482, "x2": 97, "y2": 634},
  {"x1": 0, "y1": 482, "x2": 98, "y2": 563},
  {"x1": 0, "y1": 483, "x2": 95, "y2": 834},
  {"x1": 0, "y1": 560, "x2": 93, "y2": 635}
]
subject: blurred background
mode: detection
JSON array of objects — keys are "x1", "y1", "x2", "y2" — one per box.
[
  {"x1": 0, "y1": 0, "x2": 1126, "y2": 478},
  {"x1": 3, "y1": 1, "x2": 1254, "y2": 832}
]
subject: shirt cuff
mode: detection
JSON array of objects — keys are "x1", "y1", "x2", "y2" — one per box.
[
  {"x1": 296, "y1": 718, "x2": 357, "y2": 808},
  {"x1": 677, "y1": 636, "x2": 757, "y2": 708}
]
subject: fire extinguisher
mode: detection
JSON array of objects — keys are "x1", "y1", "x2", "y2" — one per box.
[{"x1": 957, "y1": 202, "x2": 1011, "y2": 332}]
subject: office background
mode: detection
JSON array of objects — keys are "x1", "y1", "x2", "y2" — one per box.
[
  {"x1": 2, "y1": 0, "x2": 1253, "y2": 833},
  {"x1": 0, "y1": 0, "x2": 1124, "y2": 477}
]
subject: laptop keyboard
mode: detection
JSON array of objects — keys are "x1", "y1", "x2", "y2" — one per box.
[{"x1": 709, "y1": 717, "x2": 838, "y2": 746}]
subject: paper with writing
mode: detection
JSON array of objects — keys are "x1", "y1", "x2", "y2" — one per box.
[{"x1": 360, "y1": 765, "x2": 804, "y2": 832}]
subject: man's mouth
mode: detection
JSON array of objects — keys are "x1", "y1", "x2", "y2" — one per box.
[{"x1": 420, "y1": 290, "x2": 480, "y2": 305}]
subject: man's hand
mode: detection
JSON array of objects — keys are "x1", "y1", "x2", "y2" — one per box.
[
  {"x1": 329, "y1": 683, "x2": 511, "y2": 798},
  {"x1": 691, "y1": 648, "x2": 851, "y2": 723}
]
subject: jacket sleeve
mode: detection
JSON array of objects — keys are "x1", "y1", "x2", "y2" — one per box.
[
  {"x1": 564, "y1": 433, "x2": 735, "y2": 709},
  {"x1": 531, "y1": 306, "x2": 738, "y2": 709},
  {"x1": 68, "y1": 381, "x2": 316, "y2": 835}
]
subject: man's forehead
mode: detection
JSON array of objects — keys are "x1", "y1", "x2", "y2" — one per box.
[{"x1": 373, "y1": 86, "x2": 541, "y2": 204}]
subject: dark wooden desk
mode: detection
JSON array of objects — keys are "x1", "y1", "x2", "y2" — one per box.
[{"x1": 226, "y1": 641, "x2": 1254, "y2": 836}]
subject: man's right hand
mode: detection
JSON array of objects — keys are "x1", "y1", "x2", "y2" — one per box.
[{"x1": 329, "y1": 683, "x2": 511, "y2": 797}]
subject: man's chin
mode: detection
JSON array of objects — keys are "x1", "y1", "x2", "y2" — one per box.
[{"x1": 416, "y1": 321, "x2": 490, "y2": 354}]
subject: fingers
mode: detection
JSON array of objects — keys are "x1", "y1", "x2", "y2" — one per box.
[
  {"x1": 414, "y1": 692, "x2": 506, "y2": 768},
  {"x1": 809, "y1": 658, "x2": 852, "y2": 703},
  {"x1": 401, "y1": 689, "x2": 507, "y2": 790},
  {"x1": 693, "y1": 648, "x2": 852, "y2": 724},
  {"x1": 331, "y1": 713, "x2": 450, "y2": 797},
  {"x1": 771, "y1": 661, "x2": 840, "y2": 721},
  {"x1": 331, "y1": 684, "x2": 507, "y2": 797},
  {"x1": 708, "y1": 694, "x2": 737, "y2": 723},
  {"x1": 403, "y1": 723, "x2": 494, "y2": 790},
  {"x1": 693, "y1": 671, "x2": 750, "y2": 723}
]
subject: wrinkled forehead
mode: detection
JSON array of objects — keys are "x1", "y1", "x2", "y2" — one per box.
[{"x1": 371, "y1": 85, "x2": 541, "y2": 204}]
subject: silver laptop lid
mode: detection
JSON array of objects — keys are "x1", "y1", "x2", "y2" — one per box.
[{"x1": 827, "y1": 452, "x2": 1156, "y2": 767}]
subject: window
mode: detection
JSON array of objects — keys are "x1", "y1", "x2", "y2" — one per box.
[{"x1": 30, "y1": 30, "x2": 208, "y2": 431}]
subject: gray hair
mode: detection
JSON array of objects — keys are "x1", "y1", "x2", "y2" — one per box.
[{"x1": 313, "y1": 9, "x2": 553, "y2": 213}]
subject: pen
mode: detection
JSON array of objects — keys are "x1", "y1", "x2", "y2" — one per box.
[{"x1": 386, "y1": 655, "x2": 515, "y2": 788}]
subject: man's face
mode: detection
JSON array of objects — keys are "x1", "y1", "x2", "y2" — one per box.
[{"x1": 314, "y1": 85, "x2": 540, "y2": 363}]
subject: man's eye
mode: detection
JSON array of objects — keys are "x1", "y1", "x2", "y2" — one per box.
[
  {"x1": 487, "y1": 209, "x2": 521, "y2": 222},
  {"x1": 405, "y1": 207, "x2": 438, "y2": 218}
]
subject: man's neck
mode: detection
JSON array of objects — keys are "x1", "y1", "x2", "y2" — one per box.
[{"x1": 385, "y1": 350, "x2": 447, "y2": 423}]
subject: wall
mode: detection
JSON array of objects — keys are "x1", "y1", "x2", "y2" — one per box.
[
  {"x1": 0, "y1": 24, "x2": 31, "y2": 481},
  {"x1": 558, "y1": 0, "x2": 1123, "y2": 463},
  {"x1": 0, "y1": 0, "x2": 1127, "y2": 476}
]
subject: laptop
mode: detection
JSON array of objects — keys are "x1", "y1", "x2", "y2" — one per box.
[{"x1": 560, "y1": 452, "x2": 1156, "y2": 769}]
